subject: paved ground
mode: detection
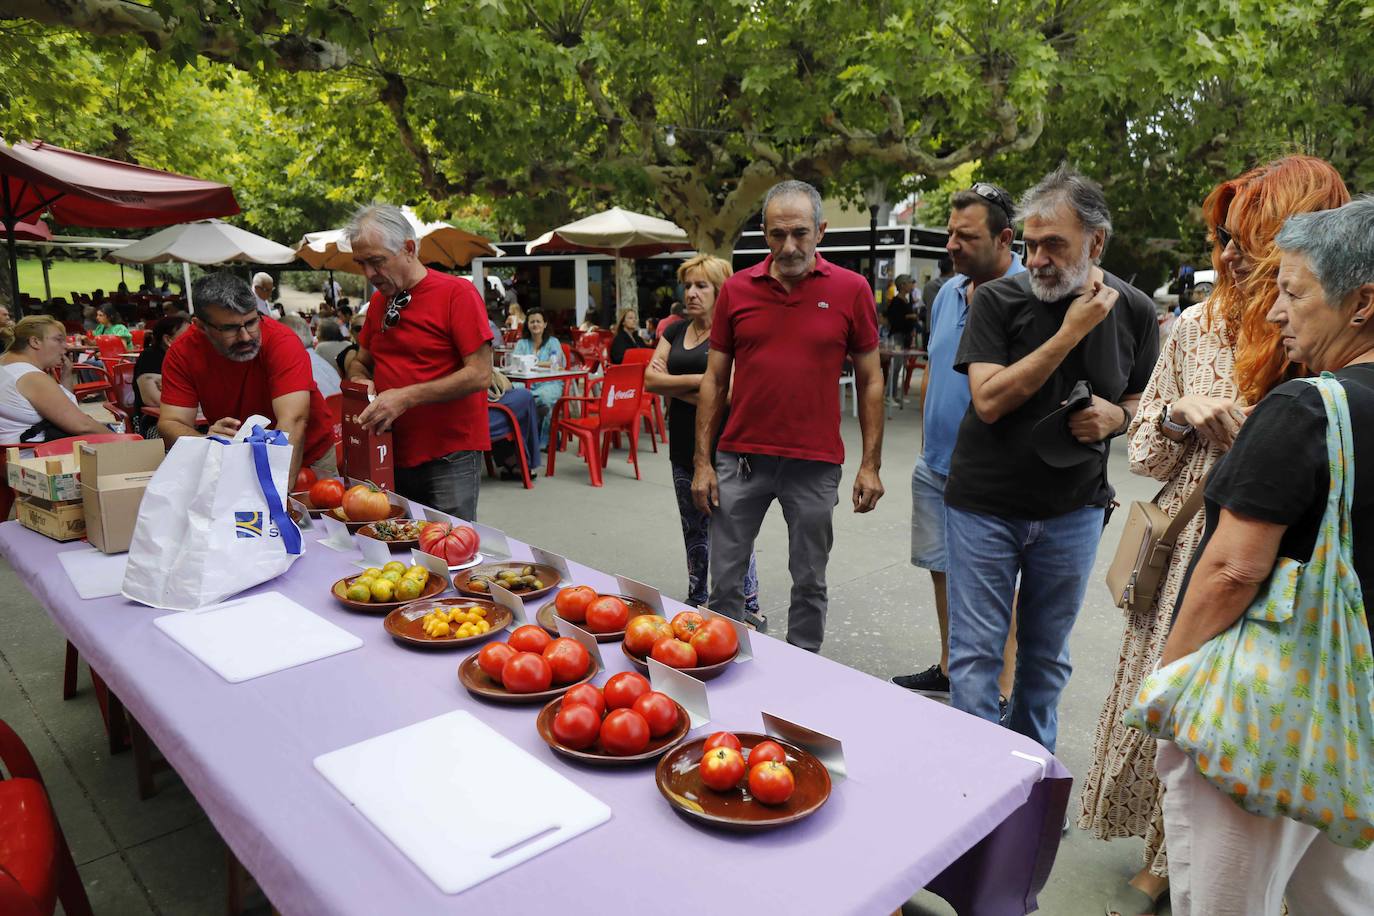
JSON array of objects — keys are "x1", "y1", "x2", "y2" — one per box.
[{"x1": 0, "y1": 398, "x2": 1173, "y2": 915}]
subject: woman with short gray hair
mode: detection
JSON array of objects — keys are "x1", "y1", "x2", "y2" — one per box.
[{"x1": 1150, "y1": 196, "x2": 1374, "y2": 913}]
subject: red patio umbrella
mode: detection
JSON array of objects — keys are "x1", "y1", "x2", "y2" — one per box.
[{"x1": 0, "y1": 140, "x2": 240, "y2": 313}]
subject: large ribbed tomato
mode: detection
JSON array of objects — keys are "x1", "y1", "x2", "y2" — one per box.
[
  {"x1": 341, "y1": 483, "x2": 391, "y2": 521},
  {"x1": 419, "y1": 522, "x2": 480, "y2": 565}
]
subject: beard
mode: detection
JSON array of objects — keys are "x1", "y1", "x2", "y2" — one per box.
[
  {"x1": 1028, "y1": 240, "x2": 1093, "y2": 302},
  {"x1": 221, "y1": 339, "x2": 262, "y2": 362}
]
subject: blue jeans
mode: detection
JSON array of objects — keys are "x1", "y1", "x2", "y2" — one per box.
[
  {"x1": 945, "y1": 504, "x2": 1104, "y2": 752},
  {"x1": 670, "y1": 463, "x2": 759, "y2": 612}
]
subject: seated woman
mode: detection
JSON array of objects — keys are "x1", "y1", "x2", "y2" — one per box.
[
  {"x1": 505, "y1": 301, "x2": 526, "y2": 331},
  {"x1": 512, "y1": 309, "x2": 564, "y2": 449},
  {"x1": 131, "y1": 314, "x2": 191, "y2": 435},
  {"x1": 0, "y1": 316, "x2": 114, "y2": 443},
  {"x1": 487, "y1": 371, "x2": 541, "y2": 480},
  {"x1": 609, "y1": 308, "x2": 652, "y2": 363},
  {"x1": 91, "y1": 305, "x2": 133, "y2": 350}
]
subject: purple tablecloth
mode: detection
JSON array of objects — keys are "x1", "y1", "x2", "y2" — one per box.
[{"x1": 0, "y1": 521, "x2": 1070, "y2": 915}]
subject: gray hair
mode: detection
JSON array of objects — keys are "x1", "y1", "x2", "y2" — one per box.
[
  {"x1": 762, "y1": 180, "x2": 824, "y2": 230},
  {"x1": 1016, "y1": 163, "x2": 1112, "y2": 252},
  {"x1": 317, "y1": 320, "x2": 344, "y2": 342},
  {"x1": 894, "y1": 273, "x2": 914, "y2": 289},
  {"x1": 191, "y1": 272, "x2": 257, "y2": 321},
  {"x1": 1275, "y1": 197, "x2": 1374, "y2": 304},
  {"x1": 281, "y1": 314, "x2": 312, "y2": 348},
  {"x1": 251, "y1": 271, "x2": 274, "y2": 290},
  {"x1": 344, "y1": 204, "x2": 416, "y2": 253}
]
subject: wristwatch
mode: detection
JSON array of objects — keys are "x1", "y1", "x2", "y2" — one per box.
[{"x1": 1159, "y1": 403, "x2": 1193, "y2": 436}]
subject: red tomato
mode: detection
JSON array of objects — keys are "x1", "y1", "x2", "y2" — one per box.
[
  {"x1": 554, "y1": 586, "x2": 598, "y2": 623},
  {"x1": 650, "y1": 636, "x2": 698, "y2": 669},
  {"x1": 631, "y1": 692, "x2": 679, "y2": 738},
  {"x1": 477, "y1": 642, "x2": 517, "y2": 682},
  {"x1": 584, "y1": 595, "x2": 630, "y2": 633},
  {"x1": 748, "y1": 739, "x2": 787, "y2": 766},
  {"x1": 418, "y1": 522, "x2": 480, "y2": 565},
  {"x1": 551, "y1": 703, "x2": 601, "y2": 750},
  {"x1": 598, "y1": 709, "x2": 650, "y2": 756},
  {"x1": 542, "y1": 637, "x2": 591, "y2": 684},
  {"x1": 341, "y1": 483, "x2": 392, "y2": 522},
  {"x1": 748, "y1": 761, "x2": 796, "y2": 805},
  {"x1": 702, "y1": 731, "x2": 741, "y2": 754},
  {"x1": 294, "y1": 468, "x2": 318, "y2": 492},
  {"x1": 561, "y1": 683, "x2": 605, "y2": 718},
  {"x1": 624, "y1": 614, "x2": 671, "y2": 657},
  {"x1": 700, "y1": 746, "x2": 745, "y2": 790},
  {"x1": 508, "y1": 624, "x2": 553, "y2": 654},
  {"x1": 307, "y1": 478, "x2": 345, "y2": 510},
  {"x1": 689, "y1": 617, "x2": 739, "y2": 666},
  {"x1": 671, "y1": 611, "x2": 705, "y2": 641},
  {"x1": 500, "y1": 652, "x2": 553, "y2": 693},
  {"x1": 602, "y1": 671, "x2": 651, "y2": 710}
]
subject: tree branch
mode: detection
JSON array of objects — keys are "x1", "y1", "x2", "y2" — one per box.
[{"x1": 575, "y1": 58, "x2": 622, "y2": 159}]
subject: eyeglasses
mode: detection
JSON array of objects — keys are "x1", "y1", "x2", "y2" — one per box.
[
  {"x1": 1215, "y1": 225, "x2": 1244, "y2": 257},
  {"x1": 203, "y1": 314, "x2": 261, "y2": 336},
  {"x1": 970, "y1": 182, "x2": 1015, "y2": 220},
  {"x1": 382, "y1": 290, "x2": 411, "y2": 333}
]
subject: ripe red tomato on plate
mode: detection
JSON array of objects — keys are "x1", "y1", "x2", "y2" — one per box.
[
  {"x1": 551, "y1": 703, "x2": 601, "y2": 750},
  {"x1": 670, "y1": 610, "x2": 704, "y2": 641},
  {"x1": 700, "y1": 746, "x2": 745, "y2": 790},
  {"x1": 342, "y1": 483, "x2": 392, "y2": 522},
  {"x1": 477, "y1": 642, "x2": 517, "y2": 681},
  {"x1": 500, "y1": 652, "x2": 553, "y2": 693},
  {"x1": 562, "y1": 683, "x2": 605, "y2": 717},
  {"x1": 624, "y1": 615, "x2": 671, "y2": 656},
  {"x1": 307, "y1": 479, "x2": 345, "y2": 510},
  {"x1": 508, "y1": 625, "x2": 552, "y2": 654},
  {"x1": 650, "y1": 636, "x2": 697, "y2": 669},
  {"x1": 748, "y1": 761, "x2": 795, "y2": 805},
  {"x1": 542, "y1": 637, "x2": 591, "y2": 684},
  {"x1": 294, "y1": 468, "x2": 318, "y2": 492},
  {"x1": 599, "y1": 709, "x2": 650, "y2": 756},
  {"x1": 689, "y1": 618, "x2": 738, "y2": 665},
  {"x1": 603, "y1": 671, "x2": 651, "y2": 710},
  {"x1": 585, "y1": 595, "x2": 630, "y2": 633},
  {"x1": 554, "y1": 586, "x2": 598, "y2": 623},
  {"x1": 631, "y1": 691, "x2": 679, "y2": 738},
  {"x1": 748, "y1": 739, "x2": 787, "y2": 766},
  {"x1": 419, "y1": 522, "x2": 480, "y2": 565},
  {"x1": 703, "y1": 731, "x2": 741, "y2": 754}
]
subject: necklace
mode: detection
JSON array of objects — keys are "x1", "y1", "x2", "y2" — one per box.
[{"x1": 684, "y1": 321, "x2": 710, "y2": 348}]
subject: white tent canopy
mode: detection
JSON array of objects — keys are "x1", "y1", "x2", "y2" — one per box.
[
  {"x1": 295, "y1": 208, "x2": 498, "y2": 273},
  {"x1": 105, "y1": 219, "x2": 296, "y2": 266}
]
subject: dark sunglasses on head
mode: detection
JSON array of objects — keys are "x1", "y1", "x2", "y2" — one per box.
[
  {"x1": 970, "y1": 182, "x2": 1015, "y2": 220},
  {"x1": 381, "y1": 290, "x2": 411, "y2": 332},
  {"x1": 1215, "y1": 225, "x2": 1244, "y2": 256}
]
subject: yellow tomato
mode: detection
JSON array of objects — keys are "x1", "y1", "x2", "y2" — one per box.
[
  {"x1": 382, "y1": 561, "x2": 406, "y2": 574},
  {"x1": 369, "y1": 578, "x2": 395, "y2": 602},
  {"x1": 396, "y1": 578, "x2": 423, "y2": 601},
  {"x1": 345, "y1": 583, "x2": 371, "y2": 602}
]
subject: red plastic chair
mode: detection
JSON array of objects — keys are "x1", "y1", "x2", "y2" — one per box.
[
  {"x1": 574, "y1": 336, "x2": 608, "y2": 374},
  {"x1": 502, "y1": 328, "x2": 521, "y2": 345},
  {"x1": 33, "y1": 433, "x2": 141, "y2": 458},
  {"x1": 130, "y1": 328, "x2": 146, "y2": 348},
  {"x1": 546, "y1": 363, "x2": 647, "y2": 487},
  {"x1": 485, "y1": 403, "x2": 534, "y2": 488},
  {"x1": 67, "y1": 363, "x2": 115, "y2": 403},
  {"x1": 617, "y1": 349, "x2": 666, "y2": 447},
  {"x1": 0, "y1": 718, "x2": 95, "y2": 916},
  {"x1": 93, "y1": 335, "x2": 128, "y2": 361}
]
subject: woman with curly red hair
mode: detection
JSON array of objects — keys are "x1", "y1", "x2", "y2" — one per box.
[{"x1": 1079, "y1": 155, "x2": 1349, "y2": 916}]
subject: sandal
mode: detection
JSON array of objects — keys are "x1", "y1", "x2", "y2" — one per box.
[{"x1": 1105, "y1": 885, "x2": 1166, "y2": 916}]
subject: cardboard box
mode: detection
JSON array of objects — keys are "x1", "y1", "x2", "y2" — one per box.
[
  {"x1": 340, "y1": 380, "x2": 395, "y2": 490},
  {"x1": 16, "y1": 495, "x2": 85, "y2": 541},
  {"x1": 6, "y1": 443, "x2": 83, "y2": 501},
  {"x1": 79, "y1": 439, "x2": 165, "y2": 554}
]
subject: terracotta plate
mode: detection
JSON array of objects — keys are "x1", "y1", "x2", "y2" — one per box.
[
  {"x1": 535, "y1": 594, "x2": 655, "y2": 642},
  {"x1": 621, "y1": 640, "x2": 737, "y2": 681},
  {"x1": 328, "y1": 503, "x2": 407, "y2": 533},
  {"x1": 331, "y1": 572, "x2": 446, "y2": 614},
  {"x1": 655, "y1": 733, "x2": 832, "y2": 831},
  {"x1": 383, "y1": 598, "x2": 511, "y2": 649},
  {"x1": 356, "y1": 519, "x2": 424, "y2": 550},
  {"x1": 536, "y1": 695, "x2": 690, "y2": 766},
  {"x1": 454, "y1": 563, "x2": 562, "y2": 602},
  {"x1": 457, "y1": 652, "x2": 598, "y2": 704}
]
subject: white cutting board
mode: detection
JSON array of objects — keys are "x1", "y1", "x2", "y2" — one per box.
[
  {"x1": 153, "y1": 591, "x2": 363, "y2": 683},
  {"x1": 314, "y1": 711, "x2": 611, "y2": 894},
  {"x1": 59, "y1": 547, "x2": 130, "y2": 599}
]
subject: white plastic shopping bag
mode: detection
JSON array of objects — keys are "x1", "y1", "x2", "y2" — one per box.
[{"x1": 122, "y1": 417, "x2": 304, "y2": 610}]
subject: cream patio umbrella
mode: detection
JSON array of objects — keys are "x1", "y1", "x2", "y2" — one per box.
[
  {"x1": 295, "y1": 209, "x2": 498, "y2": 273},
  {"x1": 105, "y1": 219, "x2": 297, "y2": 307}
]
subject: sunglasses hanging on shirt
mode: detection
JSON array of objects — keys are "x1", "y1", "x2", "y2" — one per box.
[{"x1": 382, "y1": 290, "x2": 411, "y2": 332}]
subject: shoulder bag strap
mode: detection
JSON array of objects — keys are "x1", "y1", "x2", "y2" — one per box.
[{"x1": 1160, "y1": 471, "x2": 1209, "y2": 548}]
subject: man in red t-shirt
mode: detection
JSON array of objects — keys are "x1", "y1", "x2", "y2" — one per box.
[
  {"x1": 692, "y1": 180, "x2": 886, "y2": 651},
  {"x1": 160, "y1": 272, "x2": 336, "y2": 485},
  {"x1": 343, "y1": 205, "x2": 493, "y2": 520}
]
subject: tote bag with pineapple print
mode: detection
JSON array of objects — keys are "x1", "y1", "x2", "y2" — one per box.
[{"x1": 1126, "y1": 373, "x2": 1374, "y2": 849}]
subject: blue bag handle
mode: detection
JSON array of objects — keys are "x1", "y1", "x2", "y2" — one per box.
[{"x1": 244, "y1": 425, "x2": 303, "y2": 556}]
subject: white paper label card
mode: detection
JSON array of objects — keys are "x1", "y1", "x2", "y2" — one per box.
[
  {"x1": 316, "y1": 514, "x2": 357, "y2": 553},
  {"x1": 407, "y1": 548, "x2": 452, "y2": 582},
  {"x1": 355, "y1": 533, "x2": 393, "y2": 569},
  {"x1": 488, "y1": 581, "x2": 527, "y2": 626},
  {"x1": 553, "y1": 618, "x2": 604, "y2": 669},
  {"x1": 614, "y1": 575, "x2": 662, "y2": 613},
  {"x1": 421, "y1": 506, "x2": 460, "y2": 528},
  {"x1": 699, "y1": 606, "x2": 753, "y2": 663},
  {"x1": 471, "y1": 521, "x2": 511, "y2": 560},
  {"x1": 647, "y1": 657, "x2": 710, "y2": 729},
  {"x1": 528, "y1": 547, "x2": 571, "y2": 580},
  {"x1": 288, "y1": 497, "x2": 314, "y2": 530},
  {"x1": 761, "y1": 712, "x2": 847, "y2": 783}
]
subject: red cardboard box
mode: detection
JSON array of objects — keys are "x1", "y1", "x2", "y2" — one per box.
[{"x1": 340, "y1": 380, "x2": 395, "y2": 490}]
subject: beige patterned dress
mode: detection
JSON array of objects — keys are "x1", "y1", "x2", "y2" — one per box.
[{"x1": 1077, "y1": 304, "x2": 1238, "y2": 875}]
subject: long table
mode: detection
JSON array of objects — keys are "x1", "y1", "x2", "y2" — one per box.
[{"x1": 0, "y1": 521, "x2": 1070, "y2": 915}]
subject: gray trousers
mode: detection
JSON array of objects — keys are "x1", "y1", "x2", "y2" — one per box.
[
  {"x1": 708, "y1": 451, "x2": 841, "y2": 652},
  {"x1": 395, "y1": 449, "x2": 482, "y2": 522}
]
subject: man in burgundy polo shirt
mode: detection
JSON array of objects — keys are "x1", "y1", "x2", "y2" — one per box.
[
  {"x1": 160, "y1": 272, "x2": 336, "y2": 485},
  {"x1": 344, "y1": 204, "x2": 493, "y2": 521},
  {"x1": 693, "y1": 180, "x2": 886, "y2": 651}
]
